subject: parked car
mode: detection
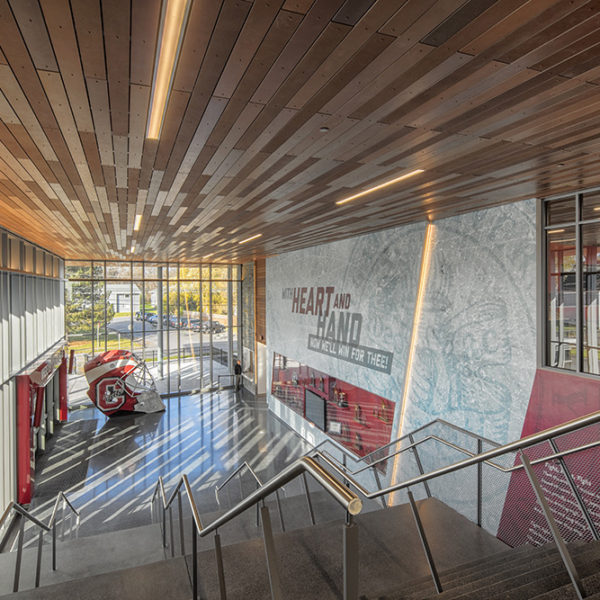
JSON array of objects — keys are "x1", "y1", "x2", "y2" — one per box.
[
  {"x1": 181, "y1": 318, "x2": 200, "y2": 330},
  {"x1": 168, "y1": 315, "x2": 181, "y2": 328},
  {"x1": 144, "y1": 312, "x2": 156, "y2": 322},
  {"x1": 202, "y1": 320, "x2": 225, "y2": 333},
  {"x1": 147, "y1": 314, "x2": 158, "y2": 326}
]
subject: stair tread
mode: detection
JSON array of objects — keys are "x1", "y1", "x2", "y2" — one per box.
[
  {"x1": 419, "y1": 543, "x2": 600, "y2": 600},
  {"x1": 0, "y1": 556, "x2": 191, "y2": 600},
  {"x1": 6, "y1": 493, "x2": 595, "y2": 600}
]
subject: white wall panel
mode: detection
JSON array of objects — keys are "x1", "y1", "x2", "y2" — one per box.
[{"x1": 0, "y1": 228, "x2": 64, "y2": 508}]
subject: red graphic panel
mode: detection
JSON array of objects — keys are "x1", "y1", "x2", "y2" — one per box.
[
  {"x1": 271, "y1": 353, "x2": 395, "y2": 463},
  {"x1": 497, "y1": 369, "x2": 600, "y2": 546}
]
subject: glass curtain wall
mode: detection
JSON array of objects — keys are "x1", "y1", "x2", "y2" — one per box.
[
  {"x1": 545, "y1": 189, "x2": 600, "y2": 374},
  {"x1": 65, "y1": 261, "x2": 242, "y2": 394}
]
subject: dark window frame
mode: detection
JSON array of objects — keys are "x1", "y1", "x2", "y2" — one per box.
[{"x1": 543, "y1": 187, "x2": 600, "y2": 375}]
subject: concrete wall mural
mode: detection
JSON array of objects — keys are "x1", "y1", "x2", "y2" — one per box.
[
  {"x1": 267, "y1": 222, "x2": 427, "y2": 416},
  {"x1": 266, "y1": 199, "x2": 539, "y2": 533},
  {"x1": 405, "y1": 200, "x2": 538, "y2": 444}
]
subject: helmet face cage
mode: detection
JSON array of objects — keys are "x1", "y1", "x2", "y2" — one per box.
[{"x1": 121, "y1": 354, "x2": 157, "y2": 396}]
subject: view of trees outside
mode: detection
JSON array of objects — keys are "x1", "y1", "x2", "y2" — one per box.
[{"x1": 65, "y1": 261, "x2": 242, "y2": 393}]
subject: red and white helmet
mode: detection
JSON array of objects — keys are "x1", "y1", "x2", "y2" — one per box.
[{"x1": 84, "y1": 350, "x2": 165, "y2": 415}]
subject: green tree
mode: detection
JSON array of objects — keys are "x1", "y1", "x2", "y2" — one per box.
[{"x1": 65, "y1": 276, "x2": 114, "y2": 335}]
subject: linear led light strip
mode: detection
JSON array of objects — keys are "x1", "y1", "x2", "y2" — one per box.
[
  {"x1": 239, "y1": 233, "x2": 262, "y2": 244},
  {"x1": 146, "y1": 0, "x2": 192, "y2": 140},
  {"x1": 335, "y1": 169, "x2": 424, "y2": 206},
  {"x1": 389, "y1": 222, "x2": 435, "y2": 505}
]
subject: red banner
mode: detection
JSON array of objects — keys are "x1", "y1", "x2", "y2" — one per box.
[{"x1": 497, "y1": 369, "x2": 600, "y2": 546}]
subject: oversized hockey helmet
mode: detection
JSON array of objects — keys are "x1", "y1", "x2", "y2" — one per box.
[{"x1": 84, "y1": 350, "x2": 165, "y2": 416}]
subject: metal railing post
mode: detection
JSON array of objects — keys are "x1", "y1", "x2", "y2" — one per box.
[
  {"x1": 214, "y1": 531, "x2": 227, "y2": 600},
  {"x1": 407, "y1": 489, "x2": 442, "y2": 594},
  {"x1": 343, "y1": 513, "x2": 359, "y2": 600},
  {"x1": 169, "y1": 506, "x2": 175, "y2": 557},
  {"x1": 301, "y1": 473, "x2": 316, "y2": 525},
  {"x1": 477, "y1": 438, "x2": 483, "y2": 528},
  {"x1": 13, "y1": 517, "x2": 25, "y2": 592},
  {"x1": 192, "y1": 522, "x2": 198, "y2": 600},
  {"x1": 520, "y1": 451, "x2": 584, "y2": 600},
  {"x1": 371, "y1": 467, "x2": 387, "y2": 509},
  {"x1": 256, "y1": 481, "x2": 260, "y2": 527},
  {"x1": 549, "y1": 438, "x2": 599, "y2": 541},
  {"x1": 274, "y1": 490, "x2": 285, "y2": 532},
  {"x1": 178, "y1": 490, "x2": 185, "y2": 555},
  {"x1": 35, "y1": 529, "x2": 43, "y2": 587},
  {"x1": 342, "y1": 454, "x2": 349, "y2": 487},
  {"x1": 409, "y1": 433, "x2": 432, "y2": 498},
  {"x1": 162, "y1": 507, "x2": 167, "y2": 548},
  {"x1": 52, "y1": 522, "x2": 57, "y2": 570},
  {"x1": 260, "y1": 505, "x2": 282, "y2": 600}
]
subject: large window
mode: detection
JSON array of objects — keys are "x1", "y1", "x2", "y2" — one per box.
[
  {"x1": 545, "y1": 189, "x2": 600, "y2": 374},
  {"x1": 65, "y1": 261, "x2": 242, "y2": 394}
]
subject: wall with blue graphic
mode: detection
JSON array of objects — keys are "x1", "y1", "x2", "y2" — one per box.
[{"x1": 265, "y1": 199, "x2": 538, "y2": 531}]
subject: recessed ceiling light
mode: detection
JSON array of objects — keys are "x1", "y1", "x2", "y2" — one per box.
[
  {"x1": 336, "y1": 169, "x2": 424, "y2": 206},
  {"x1": 131, "y1": 245, "x2": 136, "y2": 253},
  {"x1": 146, "y1": 0, "x2": 192, "y2": 140},
  {"x1": 319, "y1": 126, "x2": 329, "y2": 133},
  {"x1": 134, "y1": 214, "x2": 142, "y2": 231},
  {"x1": 239, "y1": 233, "x2": 262, "y2": 244}
]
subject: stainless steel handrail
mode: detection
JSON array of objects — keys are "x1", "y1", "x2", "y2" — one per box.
[
  {"x1": 201, "y1": 456, "x2": 361, "y2": 537},
  {"x1": 215, "y1": 461, "x2": 288, "y2": 530},
  {"x1": 311, "y1": 417, "x2": 503, "y2": 510},
  {"x1": 215, "y1": 461, "x2": 262, "y2": 499},
  {"x1": 151, "y1": 456, "x2": 362, "y2": 600},
  {"x1": 313, "y1": 410, "x2": 600, "y2": 600},
  {"x1": 311, "y1": 417, "x2": 501, "y2": 467},
  {"x1": 313, "y1": 410, "x2": 600, "y2": 500},
  {"x1": 0, "y1": 492, "x2": 80, "y2": 592},
  {"x1": 322, "y1": 431, "x2": 600, "y2": 481}
]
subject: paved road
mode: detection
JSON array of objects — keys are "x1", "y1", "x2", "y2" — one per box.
[{"x1": 107, "y1": 316, "x2": 231, "y2": 351}]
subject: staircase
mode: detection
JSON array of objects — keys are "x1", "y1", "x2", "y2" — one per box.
[
  {"x1": 2, "y1": 410, "x2": 600, "y2": 599},
  {"x1": 2, "y1": 490, "x2": 600, "y2": 600}
]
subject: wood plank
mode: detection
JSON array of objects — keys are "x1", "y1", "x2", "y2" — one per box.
[
  {"x1": 102, "y1": 0, "x2": 130, "y2": 136},
  {"x1": 71, "y1": 0, "x2": 105, "y2": 79},
  {"x1": 213, "y1": 1, "x2": 281, "y2": 99},
  {"x1": 129, "y1": 84, "x2": 151, "y2": 169},
  {"x1": 86, "y1": 78, "x2": 114, "y2": 166},
  {"x1": 131, "y1": 0, "x2": 162, "y2": 87},
  {"x1": 251, "y1": 0, "x2": 347, "y2": 105},
  {"x1": 41, "y1": 0, "x2": 95, "y2": 132},
  {"x1": 9, "y1": 0, "x2": 58, "y2": 71},
  {"x1": 282, "y1": 0, "x2": 315, "y2": 14}
]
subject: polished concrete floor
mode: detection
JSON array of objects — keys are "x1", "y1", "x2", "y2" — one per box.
[{"x1": 25, "y1": 386, "x2": 312, "y2": 544}]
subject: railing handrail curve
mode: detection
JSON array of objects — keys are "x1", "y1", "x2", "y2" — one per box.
[
  {"x1": 0, "y1": 491, "x2": 79, "y2": 534},
  {"x1": 316, "y1": 409, "x2": 600, "y2": 500},
  {"x1": 216, "y1": 461, "x2": 262, "y2": 494},
  {"x1": 152, "y1": 456, "x2": 361, "y2": 537},
  {"x1": 311, "y1": 416, "x2": 502, "y2": 469},
  {"x1": 1, "y1": 491, "x2": 80, "y2": 593}
]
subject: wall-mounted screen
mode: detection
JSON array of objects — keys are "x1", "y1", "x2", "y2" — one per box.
[{"x1": 305, "y1": 389, "x2": 326, "y2": 431}]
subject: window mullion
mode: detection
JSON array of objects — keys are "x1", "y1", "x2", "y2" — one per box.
[{"x1": 576, "y1": 193, "x2": 583, "y2": 373}]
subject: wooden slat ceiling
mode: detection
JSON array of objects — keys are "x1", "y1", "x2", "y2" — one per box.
[{"x1": 1, "y1": 0, "x2": 600, "y2": 262}]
